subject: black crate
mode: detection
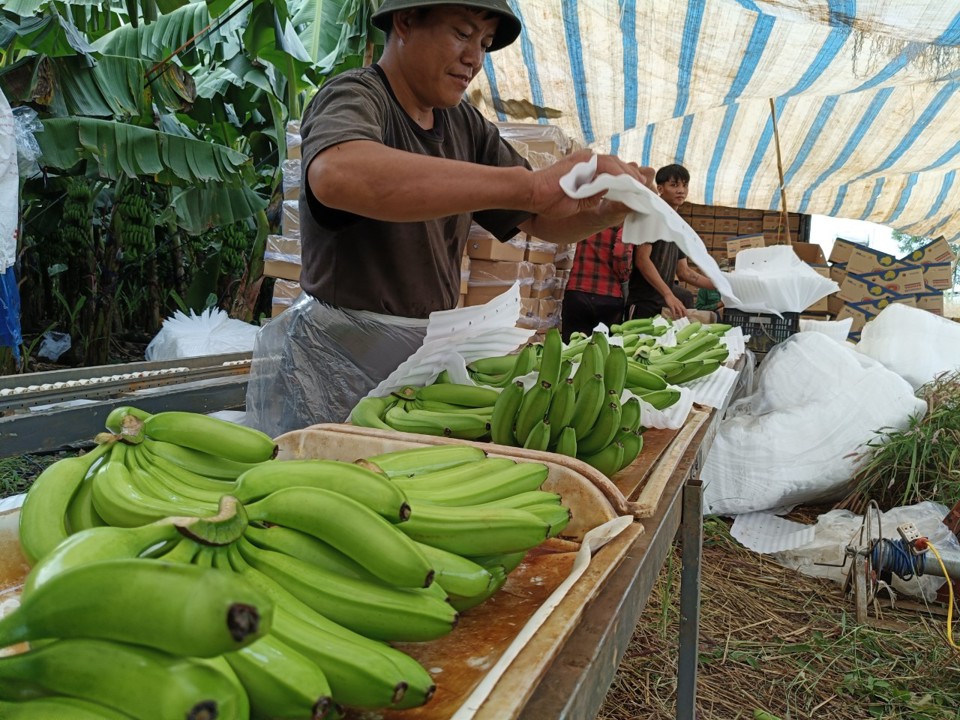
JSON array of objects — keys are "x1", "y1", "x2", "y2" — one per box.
[{"x1": 725, "y1": 309, "x2": 799, "y2": 356}]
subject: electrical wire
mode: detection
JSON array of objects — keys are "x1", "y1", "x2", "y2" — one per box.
[
  {"x1": 871, "y1": 538, "x2": 924, "y2": 581},
  {"x1": 925, "y1": 542, "x2": 960, "y2": 651}
]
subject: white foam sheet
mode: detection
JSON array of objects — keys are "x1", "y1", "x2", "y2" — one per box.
[
  {"x1": 725, "y1": 246, "x2": 839, "y2": 314},
  {"x1": 367, "y1": 283, "x2": 535, "y2": 399},
  {"x1": 558, "y1": 156, "x2": 738, "y2": 306},
  {"x1": 798, "y1": 316, "x2": 854, "y2": 345},
  {"x1": 730, "y1": 512, "x2": 816, "y2": 554}
]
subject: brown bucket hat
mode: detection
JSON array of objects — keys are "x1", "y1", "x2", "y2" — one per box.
[{"x1": 372, "y1": 0, "x2": 522, "y2": 52}]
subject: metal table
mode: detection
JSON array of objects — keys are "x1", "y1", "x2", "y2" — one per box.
[{"x1": 518, "y1": 409, "x2": 718, "y2": 720}]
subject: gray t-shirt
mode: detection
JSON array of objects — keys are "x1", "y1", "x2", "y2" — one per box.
[
  {"x1": 298, "y1": 65, "x2": 531, "y2": 318},
  {"x1": 626, "y1": 240, "x2": 685, "y2": 312}
]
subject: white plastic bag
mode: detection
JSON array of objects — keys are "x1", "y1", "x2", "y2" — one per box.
[{"x1": 145, "y1": 308, "x2": 260, "y2": 361}]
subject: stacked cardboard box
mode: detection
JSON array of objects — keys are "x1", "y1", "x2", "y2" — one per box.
[
  {"x1": 267, "y1": 122, "x2": 305, "y2": 317},
  {"x1": 827, "y1": 236, "x2": 955, "y2": 341}
]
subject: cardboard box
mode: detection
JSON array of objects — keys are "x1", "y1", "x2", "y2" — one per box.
[
  {"x1": 726, "y1": 233, "x2": 765, "y2": 259},
  {"x1": 714, "y1": 218, "x2": 739, "y2": 234},
  {"x1": 828, "y1": 238, "x2": 860, "y2": 265},
  {"x1": 738, "y1": 208, "x2": 764, "y2": 220},
  {"x1": 689, "y1": 216, "x2": 715, "y2": 234},
  {"x1": 922, "y1": 262, "x2": 953, "y2": 291},
  {"x1": 281, "y1": 200, "x2": 300, "y2": 239},
  {"x1": 805, "y1": 296, "x2": 830, "y2": 313},
  {"x1": 272, "y1": 278, "x2": 301, "y2": 302},
  {"x1": 737, "y1": 219, "x2": 763, "y2": 234},
  {"x1": 915, "y1": 290, "x2": 944, "y2": 315},
  {"x1": 271, "y1": 303, "x2": 288, "y2": 318},
  {"x1": 838, "y1": 273, "x2": 900, "y2": 304},
  {"x1": 554, "y1": 243, "x2": 576, "y2": 270},
  {"x1": 466, "y1": 230, "x2": 526, "y2": 262},
  {"x1": 791, "y1": 242, "x2": 827, "y2": 265},
  {"x1": 828, "y1": 293, "x2": 845, "y2": 315},
  {"x1": 836, "y1": 301, "x2": 870, "y2": 332},
  {"x1": 495, "y1": 122, "x2": 570, "y2": 160},
  {"x1": 530, "y1": 263, "x2": 557, "y2": 299},
  {"x1": 468, "y1": 259, "x2": 533, "y2": 285},
  {"x1": 282, "y1": 159, "x2": 301, "y2": 202},
  {"x1": 524, "y1": 238, "x2": 557, "y2": 265},
  {"x1": 846, "y1": 245, "x2": 905, "y2": 275},
  {"x1": 263, "y1": 234, "x2": 302, "y2": 281},
  {"x1": 829, "y1": 264, "x2": 847, "y2": 286},
  {"x1": 714, "y1": 206, "x2": 738, "y2": 218},
  {"x1": 903, "y1": 236, "x2": 955, "y2": 266},
  {"x1": 860, "y1": 265, "x2": 925, "y2": 295}
]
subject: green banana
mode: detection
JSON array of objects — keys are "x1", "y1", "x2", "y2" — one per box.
[
  {"x1": 576, "y1": 395, "x2": 623, "y2": 456},
  {"x1": 417, "y1": 382, "x2": 500, "y2": 407},
  {"x1": 228, "y1": 545, "x2": 435, "y2": 710},
  {"x1": 602, "y1": 345, "x2": 629, "y2": 396},
  {"x1": 141, "y1": 437, "x2": 261, "y2": 481},
  {"x1": 474, "y1": 490, "x2": 563, "y2": 510},
  {"x1": 579, "y1": 440, "x2": 626, "y2": 477},
  {"x1": 467, "y1": 550, "x2": 527, "y2": 574},
  {"x1": 134, "y1": 443, "x2": 234, "y2": 500},
  {"x1": 489, "y1": 380, "x2": 524, "y2": 446},
  {"x1": 665, "y1": 331, "x2": 719, "y2": 362},
  {"x1": 620, "y1": 396, "x2": 643, "y2": 433},
  {"x1": 22, "y1": 520, "x2": 181, "y2": 597},
  {"x1": 705, "y1": 322, "x2": 733, "y2": 334},
  {"x1": 561, "y1": 337, "x2": 589, "y2": 360},
  {"x1": 401, "y1": 461, "x2": 548, "y2": 506},
  {"x1": 0, "y1": 638, "x2": 247, "y2": 720},
  {"x1": 522, "y1": 418, "x2": 552, "y2": 451},
  {"x1": 615, "y1": 430, "x2": 645, "y2": 473},
  {"x1": 400, "y1": 501, "x2": 550, "y2": 555},
  {"x1": 553, "y1": 425, "x2": 578, "y2": 457},
  {"x1": 0, "y1": 558, "x2": 272, "y2": 658},
  {"x1": 468, "y1": 370, "x2": 510, "y2": 387},
  {"x1": 0, "y1": 697, "x2": 132, "y2": 719},
  {"x1": 570, "y1": 374, "x2": 606, "y2": 441},
  {"x1": 663, "y1": 359, "x2": 722, "y2": 385},
  {"x1": 637, "y1": 388, "x2": 683, "y2": 411},
  {"x1": 65, "y1": 472, "x2": 107, "y2": 536},
  {"x1": 525, "y1": 503, "x2": 572, "y2": 537},
  {"x1": 546, "y1": 378, "x2": 576, "y2": 445},
  {"x1": 233, "y1": 459, "x2": 410, "y2": 522},
  {"x1": 617, "y1": 317, "x2": 657, "y2": 333},
  {"x1": 237, "y1": 537, "x2": 456, "y2": 642},
  {"x1": 415, "y1": 400, "x2": 495, "y2": 415},
  {"x1": 90, "y1": 444, "x2": 214, "y2": 527},
  {"x1": 509, "y1": 343, "x2": 539, "y2": 380},
  {"x1": 414, "y1": 541, "x2": 494, "y2": 598},
  {"x1": 572, "y1": 340, "x2": 603, "y2": 394},
  {"x1": 245, "y1": 524, "x2": 378, "y2": 582},
  {"x1": 245, "y1": 486, "x2": 433, "y2": 588},
  {"x1": 514, "y1": 381, "x2": 553, "y2": 446},
  {"x1": 466, "y1": 354, "x2": 517, "y2": 375},
  {"x1": 625, "y1": 361, "x2": 669, "y2": 391},
  {"x1": 225, "y1": 634, "x2": 333, "y2": 720},
  {"x1": 362, "y1": 444, "x2": 487, "y2": 477},
  {"x1": 125, "y1": 444, "x2": 222, "y2": 506},
  {"x1": 392, "y1": 457, "x2": 517, "y2": 492},
  {"x1": 349, "y1": 395, "x2": 398, "y2": 430},
  {"x1": 384, "y1": 405, "x2": 490, "y2": 440},
  {"x1": 104, "y1": 406, "x2": 152, "y2": 433},
  {"x1": 18, "y1": 441, "x2": 114, "y2": 565},
  {"x1": 674, "y1": 320, "x2": 702, "y2": 343},
  {"x1": 448, "y1": 566, "x2": 508, "y2": 612},
  {"x1": 591, "y1": 330, "x2": 611, "y2": 361},
  {"x1": 144, "y1": 411, "x2": 278, "y2": 463},
  {"x1": 537, "y1": 327, "x2": 563, "y2": 388}
]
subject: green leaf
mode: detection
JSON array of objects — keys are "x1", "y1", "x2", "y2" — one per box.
[
  {"x1": 170, "y1": 184, "x2": 267, "y2": 235},
  {"x1": 94, "y1": 1, "x2": 212, "y2": 60},
  {"x1": 2, "y1": 12, "x2": 94, "y2": 59},
  {"x1": 37, "y1": 117, "x2": 253, "y2": 187}
]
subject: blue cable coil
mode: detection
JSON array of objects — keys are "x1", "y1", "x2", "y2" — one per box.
[{"x1": 871, "y1": 538, "x2": 925, "y2": 581}]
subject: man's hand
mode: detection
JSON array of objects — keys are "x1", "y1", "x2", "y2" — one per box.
[{"x1": 664, "y1": 293, "x2": 687, "y2": 319}]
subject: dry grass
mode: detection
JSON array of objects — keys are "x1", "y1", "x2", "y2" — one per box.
[{"x1": 597, "y1": 517, "x2": 960, "y2": 720}]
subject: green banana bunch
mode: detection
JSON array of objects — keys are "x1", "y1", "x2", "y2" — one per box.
[
  {"x1": 228, "y1": 545, "x2": 436, "y2": 710},
  {"x1": 0, "y1": 696, "x2": 132, "y2": 719},
  {"x1": 143, "y1": 411, "x2": 278, "y2": 464},
  {"x1": 490, "y1": 380, "x2": 524, "y2": 446},
  {"x1": 351, "y1": 395, "x2": 400, "y2": 429},
  {"x1": 0, "y1": 558, "x2": 272, "y2": 658},
  {"x1": 0, "y1": 638, "x2": 247, "y2": 720},
  {"x1": 244, "y1": 523, "x2": 381, "y2": 582},
  {"x1": 636, "y1": 388, "x2": 682, "y2": 411},
  {"x1": 400, "y1": 501, "x2": 550, "y2": 555},
  {"x1": 244, "y1": 486, "x2": 433, "y2": 588},
  {"x1": 401, "y1": 459, "x2": 548, "y2": 506},
  {"x1": 383, "y1": 404, "x2": 491, "y2": 440},
  {"x1": 18, "y1": 441, "x2": 115, "y2": 564},
  {"x1": 237, "y1": 537, "x2": 456, "y2": 642}
]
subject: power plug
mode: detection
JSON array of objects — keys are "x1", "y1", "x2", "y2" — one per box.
[{"x1": 897, "y1": 522, "x2": 924, "y2": 554}]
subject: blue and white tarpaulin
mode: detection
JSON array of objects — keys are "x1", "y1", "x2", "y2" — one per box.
[{"x1": 471, "y1": 1, "x2": 960, "y2": 241}]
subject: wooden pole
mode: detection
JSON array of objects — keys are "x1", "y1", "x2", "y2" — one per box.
[{"x1": 769, "y1": 98, "x2": 793, "y2": 245}]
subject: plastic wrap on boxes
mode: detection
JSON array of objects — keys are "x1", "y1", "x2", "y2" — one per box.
[
  {"x1": 263, "y1": 234, "x2": 302, "y2": 281},
  {"x1": 467, "y1": 259, "x2": 533, "y2": 287},
  {"x1": 855, "y1": 303, "x2": 960, "y2": 390},
  {"x1": 281, "y1": 200, "x2": 300, "y2": 239},
  {"x1": 496, "y1": 122, "x2": 572, "y2": 157},
  {"x1": 286, "y1": 120, "x2": 301, "y2": 159},
  {"x1": 553, "y1": 243, "x2": 576, "y2": 270},
  {"x1": 702, "y1": 333, "x2": 925, "y2": 516},
  {"x1": 282, "y1": 159, "x2": 301, "y2": 200},
  {"x1": 525, "y1": 237, "x2": 556, "y2": 264}
]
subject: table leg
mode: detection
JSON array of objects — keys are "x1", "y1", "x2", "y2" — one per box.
[{"x1": 676, "y1": 479, "x2": 703, "y2": 720}]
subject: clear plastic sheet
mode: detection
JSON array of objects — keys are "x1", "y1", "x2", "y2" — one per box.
[
  {"x1": 12, "y1": 105, "x2": 42, "y2": 180},
  {"x1": 855, "y1": 302, "x2": 960, "y2": 390},
  {"x1": 246, "y1": 295, "x2": 429, "y2": 437},
  {"x1": 703, "y1": 332, "x2": 926, "y2": 516}
]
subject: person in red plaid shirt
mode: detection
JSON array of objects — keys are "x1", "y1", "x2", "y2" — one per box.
[{"x1": 560, "y1": 226, "x2": 633, "y2": 341}]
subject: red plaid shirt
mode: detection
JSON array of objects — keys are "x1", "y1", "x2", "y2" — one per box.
[{"x1": 566, "y1": 227, "x2": 633, "y2": 298}]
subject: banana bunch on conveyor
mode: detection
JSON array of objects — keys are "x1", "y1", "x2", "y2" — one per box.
[{"x1": 11, "y1": 412, "x2": 569, "y2": 717}]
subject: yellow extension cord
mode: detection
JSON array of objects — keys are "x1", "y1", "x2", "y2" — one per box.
[{"x1": 925, "y1": 542, "x2": 960, "y2": 651}]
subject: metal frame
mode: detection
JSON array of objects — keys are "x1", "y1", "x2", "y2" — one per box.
[{"x1": 518, "y1": 417, "x2": 713, "y2": 719}]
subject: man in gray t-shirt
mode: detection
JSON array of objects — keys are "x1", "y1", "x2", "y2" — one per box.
[{"x1": 246, "y1": 0, "x2": 655, "y2": 436}]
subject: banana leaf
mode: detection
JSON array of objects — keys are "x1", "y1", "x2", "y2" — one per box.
[
  {"x1": 94, "y1": 1, "x2": 214, "y2": 60},
  {"x1": 37, "y1": 117, "x2": 253, "y2": 186},
  {"x1": 0, "y1": 11, "x2": 94, "y2": 58},
  {"x1": 171, "y1": 184, "x2": 267, "y2": 234}
]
